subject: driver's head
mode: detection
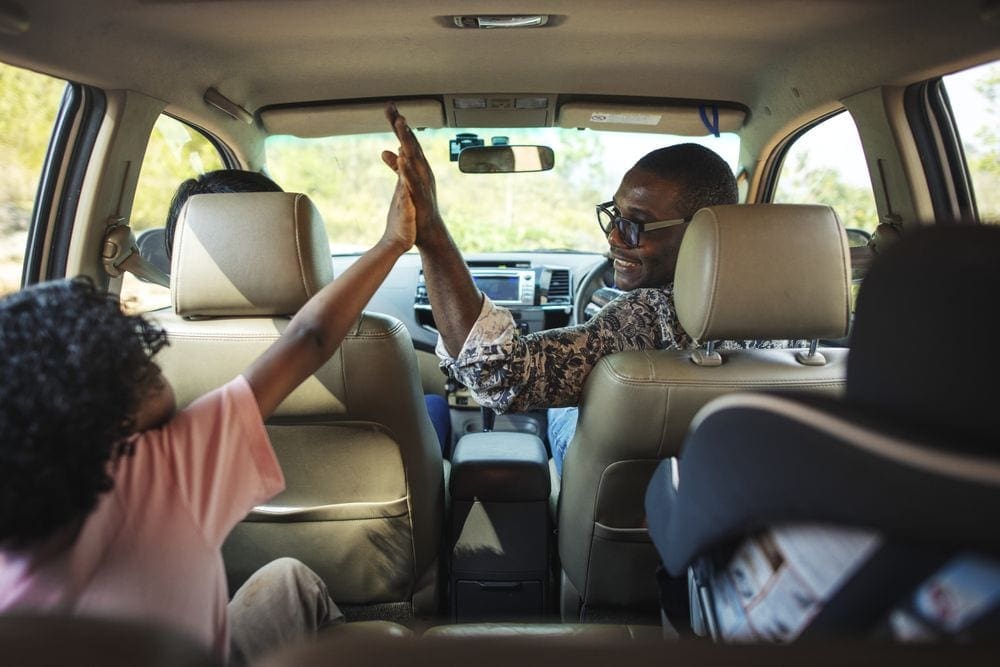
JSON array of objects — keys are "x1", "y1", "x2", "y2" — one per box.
[{"x1": 607, "y1": 144, "x2": 737, "y2": 290}]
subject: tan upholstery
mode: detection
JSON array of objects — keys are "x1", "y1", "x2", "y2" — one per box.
[
  {"x1": 322, "y1": 620, "x2": 413, "y2": 639},
  {"x1": 152, "y1": 192, "x2": 443, "y2": 616},
  {"x1": 558, "y1": 204, "x2": 851, "y2": 620},
  {"x1": 171, "y1": 192, "x2": 334, "y2": 316},
  {"x1": 674, "y1": 204, "x2": 851, "y2": 342}
]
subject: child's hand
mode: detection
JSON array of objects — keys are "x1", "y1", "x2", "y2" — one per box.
[
  {"x1": 381, "y1": 170, "x2": 416, "y2": 253},
  {"x1": 244, "y1": 117, "x2": 421, "y2": 419}
]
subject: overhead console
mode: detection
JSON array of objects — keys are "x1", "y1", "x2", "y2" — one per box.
[{"x1": 415, "y1": 260, "x2": 572, "y2": 335}]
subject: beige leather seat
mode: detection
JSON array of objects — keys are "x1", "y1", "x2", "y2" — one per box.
[
  {"x1": 557, "y1": 203, "x2": 852, "y2": 621},
  {"x1": 151, "y1": 192, "x2": 444, "y2": 619}
]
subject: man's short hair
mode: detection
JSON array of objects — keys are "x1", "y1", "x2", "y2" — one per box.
[{"x1": 634, "y1": 144, "x2": 738, "y2": 216}]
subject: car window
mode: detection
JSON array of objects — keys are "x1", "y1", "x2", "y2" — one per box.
[
  {"x1": 772, "y1": 111, "x2": 879, "y2": 235},
  {"x1": 266, "y1": 128, "x2": 740, "y2": 254},
  {"x1": 0, "y1": 61, "x2": 66, "y2": 298},
  {"x1": 943, "y1": 60, "x2": 1000, "y2": 224},
  {"x1": 120, "y1": 115, "x2": 224, "y2": 313}
]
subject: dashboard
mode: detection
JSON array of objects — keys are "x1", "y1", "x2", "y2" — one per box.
[
  {"x1": 333, "y1": 251, "x2": 606, "y2": 351},
  {"x1": 415, "y1": 261, "x2": 575, "y2": 336}
]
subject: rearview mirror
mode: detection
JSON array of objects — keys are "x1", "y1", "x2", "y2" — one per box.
[
  {"x1": 845, "y1": 227, "x2": 872, "y2": 247},
  {"x1": 458, "y1": 145, "x2": 555, "y2": 173}
]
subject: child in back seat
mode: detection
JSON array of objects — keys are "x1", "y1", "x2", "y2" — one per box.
[{"x1": 0, "y1": 164, "x2": 418, "y2": 664}]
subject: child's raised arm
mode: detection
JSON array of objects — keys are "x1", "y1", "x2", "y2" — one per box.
[{"x1": 243, "y1": 170, "x2": 416, "y2": 419}]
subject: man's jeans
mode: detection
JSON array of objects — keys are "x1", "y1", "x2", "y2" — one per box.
[{"x1": 546, "y1": 406, "x2": 579, "y2": 477}]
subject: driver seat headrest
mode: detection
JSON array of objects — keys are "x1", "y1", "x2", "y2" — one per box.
[{"x1": 674, "y1": 204, "x2": 851, "y2": 342}]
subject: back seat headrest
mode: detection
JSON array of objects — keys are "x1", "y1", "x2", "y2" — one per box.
[
  {"x1": 170, "y1": 192, "x2": 334, "y2": 317},
  {"x1": 673, "y1": 204, "x2": 851, "y2": 342},
  {"x1": 848, "y1": 224, "x2": 1000, "y2": 447}
]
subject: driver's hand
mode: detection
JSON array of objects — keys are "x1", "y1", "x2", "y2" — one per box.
[{"x1": 381, "y1": 102, "x2": 442, "y2": 247}]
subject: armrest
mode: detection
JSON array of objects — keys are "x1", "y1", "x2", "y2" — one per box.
[{"x1": 450, "y1": 432, "x2": 550, "y2": 502}]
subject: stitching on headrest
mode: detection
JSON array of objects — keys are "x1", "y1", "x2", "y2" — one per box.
[
  {"x1": 832, "y1": 212, "x2": 851, "y2": 335},
  {"x1": 691, "y1": 204, "x2": 848, "y2": 340},
  {"x1": 172, "y1": 203, "x2": 190, "y2": 314},
  {"x1": 291, "y1": 193, "x2": 310, "y2": 299},
  {"x1": 701, "y1": 209, "x2": 722, "y2": 341}
]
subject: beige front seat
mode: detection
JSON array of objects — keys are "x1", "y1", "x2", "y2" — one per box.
[
  {"x1": 151, "y1": 192, "x2": 444, "y2": 619},
  {"x1": 558, "y1": 204, "x2": 852, "y2": 621}
]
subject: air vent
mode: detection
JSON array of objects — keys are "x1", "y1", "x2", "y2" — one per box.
[{"x1": 546, "y1": 269, "x2": 571, "y2": 302}]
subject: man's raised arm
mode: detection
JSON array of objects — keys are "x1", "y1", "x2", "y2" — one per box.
[{"x1": 381, "y1": 103, "x2": 482, "y2": 357}]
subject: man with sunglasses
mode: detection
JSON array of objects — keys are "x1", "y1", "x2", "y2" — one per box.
[{"x1": 382, "y1": 104, "x2": 793, "y2": 473}]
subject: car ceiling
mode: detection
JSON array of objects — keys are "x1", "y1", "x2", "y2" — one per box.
[{"x1": 1, "y1": 1, "x2": 998, "y2": 146}]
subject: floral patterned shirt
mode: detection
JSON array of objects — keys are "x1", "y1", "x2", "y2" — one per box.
[{"x1": 436, "y1": 284, "x2": 802, "y2": 414}]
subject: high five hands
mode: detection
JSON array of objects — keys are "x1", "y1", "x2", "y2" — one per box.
[
  {"x1": 381, "y1": 102, "x2": 442, "y2": 248},
  {"x1": 379, "y1": 102, "x2": 484, "y2": 354}
]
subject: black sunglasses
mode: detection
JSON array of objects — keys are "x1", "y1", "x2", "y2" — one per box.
[{"x1": 596, "y1": 201, "x2": 690, "y2": 248}]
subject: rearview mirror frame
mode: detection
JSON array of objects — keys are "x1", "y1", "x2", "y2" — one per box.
[{"x1": 458, "y1": 145, "x2": 555, "y2": 173}]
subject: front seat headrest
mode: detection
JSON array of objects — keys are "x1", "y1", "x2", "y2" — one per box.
[
  {"x1": 673, "y1": 204, "x2": 851, "y2": 342},
  {"x1": 848, "y1": 224, "x2": 1000, "y2": 449},
  {"x1": 170, "y1": 192, "x2": 334, "y2": 317}
]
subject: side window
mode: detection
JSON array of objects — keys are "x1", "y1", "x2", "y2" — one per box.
[
  {"x1": 943, "y1": 60, "x2": 1000, "y2": 224},
  {"x1": 772, "y1": 111, "x2": 878, "y2": 311},
  {"x1": 0, "y1": 62, "x2": 66, "y2": 297},
  {"x1": 773, "y1": 111, "x2": 879, "y2": 235},
  {"x1": 121, "y1": 115, "x2": 224, "y2": 313}
]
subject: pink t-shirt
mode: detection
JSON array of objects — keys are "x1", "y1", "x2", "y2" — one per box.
[{"x1": 0, "y1": 375, "x2": 284, "y2": 659}]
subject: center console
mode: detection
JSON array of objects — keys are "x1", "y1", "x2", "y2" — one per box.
[
  {"x1": 411, "y1": 260, "x2": 584, "y2": 622},
  {"x1": 448, "y1": 431, "x2": 552, "y2": 622}
]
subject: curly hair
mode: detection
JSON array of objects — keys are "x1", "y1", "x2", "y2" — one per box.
[
  {"x1": 0, "y1": 278, "x2": 168, "y2": 545},
  {"x1": 634, "y1": 143, "x2": 739, "y2": 216},
  {"x1": 164, "y1": 169, "x2": 282, "y2": 260}
]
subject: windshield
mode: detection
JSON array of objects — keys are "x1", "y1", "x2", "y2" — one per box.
[{"x1": 266, "y1": 128, "x2": 739, "y2": 253}]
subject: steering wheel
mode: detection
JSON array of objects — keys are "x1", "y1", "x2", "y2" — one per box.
[{"x1": 572, "y1": 257, "x2": 618, "y2": 324}]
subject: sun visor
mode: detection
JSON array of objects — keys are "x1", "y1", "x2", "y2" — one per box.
[
  {"x1": 261, "y1": 99, "x2": 445, "y2": 137},
  {"x1": 557, "y1": 102, "x2": 745, "y2": 136}
]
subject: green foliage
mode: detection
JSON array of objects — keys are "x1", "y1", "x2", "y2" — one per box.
[
  {"x1": 8, "y1": 54, "x2": 996, "y2": 298},
  {"x1": 771, "y1": 110, "x2": 881, "y2": 233},
  {"x1": 774, "y1": 150, "x2": 879, "y2": 232},
  {"x1": 266, "y1": 128, "x2": 660, "y2": 253},
  {"x1": 130, "y1": 116, "x2": 224, "y2": 231},
  {"x1": 0, "y1": 62, "x2": 66, "y2": 296},
  {"x1": 0, "y1": 63, "x2": 65, "y2": 230},
  {"x1": 965, "y1": 65, "x2": 1000, "y2": 223}
]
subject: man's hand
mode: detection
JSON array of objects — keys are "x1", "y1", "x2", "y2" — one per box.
[
  {"x1": 381, "y1": 103, "x2": 442, "y2": 247},
  {"x1": 378, "y1": 101, "x2": 485, "y2": 357}
]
